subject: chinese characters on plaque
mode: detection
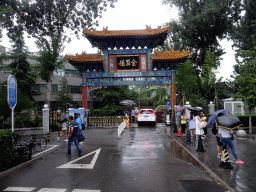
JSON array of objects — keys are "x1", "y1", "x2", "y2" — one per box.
[{"x1": 117, "y1": 56, "x2": 139, "y2": 70}]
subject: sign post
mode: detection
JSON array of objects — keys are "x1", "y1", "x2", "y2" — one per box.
[{"x1": 7, "y1": 75, "x2": 17, "y2": 132}]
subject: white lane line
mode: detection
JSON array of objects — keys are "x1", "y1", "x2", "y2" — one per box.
[
  {"x1": 37, "y1": 188, "x2": 67, "y2": 192},
  {"x1": 57, "y1": 148, "x2": 101, "y2": 169},
  {"x1": 32, "y1": 145, "x2": 59, "y2": 158},
  {"x1": 4, "y1": 187, "x2": 35, "y2": 191},
  {"x1": 72, "y1": 190, "x2": 100, "y2": 192}
]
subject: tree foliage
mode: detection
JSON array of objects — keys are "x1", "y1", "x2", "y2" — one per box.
[
  {"x1": 1, "y1": 0, "x2": 116, "y2": 107},
  {"x1": 4, "y1": 25, "x2": 38, "y2": 101},
  {"x1": 200, "y1": 51, "x2": 224, "y2": 104},
  {"x1": 55, "y1": 77, "x2": 73, "y2": 113},
  {"x1": 95, "y1": 86, "x2": 137, "y2": 115},
  {"x1": 229, "y1": 0, "x2": 256, "y2": 134},
  {"x1": 230, "y1": 0, "x2": 256, "y2": 51},
  {"x1": 175, "y1": 60, "x2": 203, "y2": 106},
  {"x1": 162, "y1": 0, "x2": 241, "y2": 67}
]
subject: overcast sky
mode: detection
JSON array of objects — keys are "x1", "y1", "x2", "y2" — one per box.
[{"x1": 1, "y1": 0, "x2": 235, "y2": 80}]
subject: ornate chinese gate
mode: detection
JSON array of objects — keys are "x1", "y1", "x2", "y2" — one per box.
[{"x1": 66, "y1": 26, "x2": 190, "y2": 114}]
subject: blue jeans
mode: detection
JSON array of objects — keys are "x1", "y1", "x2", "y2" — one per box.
[
  {"x1": 222, "y1": 137, "x2": 238, "y2": 160},
  {"x1": 67, "y1": 136, "x2": 82, "y2": 155}
]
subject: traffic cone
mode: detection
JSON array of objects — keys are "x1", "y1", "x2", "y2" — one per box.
[
  {"x1": 196, "y1": 135, "x2": 206, "y2": 152},
  {"x1": 47, "y1": 132, "x2": 50, "y2": 142},
  {"x1": 187, "y1": 130, "x2": 191, "y2": 143},
  {"x1": 219, "y1": 146, "x2": 233, "y2": 169},
  {"x1": 177, "y1": 127, "x2": 182, "y2": 137}
]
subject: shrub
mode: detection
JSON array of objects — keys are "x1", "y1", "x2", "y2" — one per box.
[
  {"x1": 14, "y1": 113, "x2": 43, "y2": 128},
  {"x1": 236, "y1": 115, "x2": 256, "y2": 127},
  {"x1": 0, "y1": 130, "x2": 19, "y2": 172}
]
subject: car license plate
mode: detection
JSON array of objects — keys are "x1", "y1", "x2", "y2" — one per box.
[{"x1": 144, "y1": 116, "x2": 148, "y2": 118}]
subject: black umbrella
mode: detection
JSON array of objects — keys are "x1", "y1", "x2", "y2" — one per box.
[
  {"x1": 187, "y1": 107, "x2": 203, "y2": 112},
  {"x1": 215, "y1": 115, "x2": 243, "y2": 129},
  {"x1": 57, "y1": 114, "x2": 69, "y2": 124}
]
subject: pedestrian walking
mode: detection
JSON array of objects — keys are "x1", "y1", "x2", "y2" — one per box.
[
  {"x1": 181, "y1": 111, "x2": 187, "y2": 136},
  {"x1": 195, "y1": 112, "x2": 204, "y2": 139},
  {"x1": 211, "y1": 112, "x2": 225, "y2": 158},
  {"x1": 66, "y1": 116, "x2": 82, "y2": 157},
  {"x1": 132, "y1": 108, "x2": 135, "y2": 123},
  {"x1": 218, "y1": 127, "x2": 244, "y2": 164},
  {"x1": 57, "y1": 121, "x2": 68, "y2": 142},
  {"x1": 213, "y1": 123, "x2": 223, "y2": 158},
  {"x1": 189, "y1": 112, "x2": 196, "y2": 138},
  {"x1": 75, "y1": 113, "x2": 83, "y2": 144},
  {"x1": 199, "y1": 112, "x2": 207, "y2": 138},
  {"x1": 201, "y1": 116, "x2": 207, "y2": 139},
  {"x1": 75, "y1": 113, "x2": 83, "y2": 130}
]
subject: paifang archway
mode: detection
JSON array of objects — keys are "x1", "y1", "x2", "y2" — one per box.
[{"x1": 66, "y1": 26, "x2": 190, "y2": 113}]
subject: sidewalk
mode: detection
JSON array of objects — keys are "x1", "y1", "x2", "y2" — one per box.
[{"x1": 168, "y1": 127, "x2": 256, "y2": 192}]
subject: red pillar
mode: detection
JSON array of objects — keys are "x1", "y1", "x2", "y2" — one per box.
[{"x1": 82, "y1": 86, "x2": 88, "y2": 109}]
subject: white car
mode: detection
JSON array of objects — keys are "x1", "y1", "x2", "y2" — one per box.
[{"x1": 137, "y1": 109, "x2": 156, "y2": 126}]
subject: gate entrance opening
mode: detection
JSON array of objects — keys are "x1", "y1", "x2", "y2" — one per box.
[{"x1": 66, "y1": 26, "x2": 190, "y2": 115}]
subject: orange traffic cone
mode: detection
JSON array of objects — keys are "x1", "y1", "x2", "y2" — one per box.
[{"x1": 177, "y1": 127, "x2": 182, "y2": 137}]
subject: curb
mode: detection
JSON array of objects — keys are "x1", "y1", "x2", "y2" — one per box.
[{"x1": 168, "y1": 132, "x2": 235, "y2": 192}]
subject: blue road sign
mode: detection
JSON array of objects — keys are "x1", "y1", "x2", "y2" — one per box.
[
  {"x1": 166, "y1": 101, "x2": 171, "y2": 108},
  {"x1": 8, "y1": 75, "x2": 17, "y2": 108}
]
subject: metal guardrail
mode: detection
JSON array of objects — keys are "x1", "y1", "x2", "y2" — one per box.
[{"x1": 87, "y1": 116, "x2": 125, "y2": 127}]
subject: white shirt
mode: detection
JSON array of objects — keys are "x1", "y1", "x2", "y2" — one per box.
[{"x1": 218, "y1": 127, "x2": 233, "y2": 138}]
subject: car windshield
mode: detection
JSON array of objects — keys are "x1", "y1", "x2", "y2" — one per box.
[{"x1": 141, "y1": 110, "x2": 153, "y2": 114}]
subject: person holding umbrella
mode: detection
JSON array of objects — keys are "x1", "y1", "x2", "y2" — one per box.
[
  {"x1": 207, "y1": 109, "x2": 227, "y2": 158},
  {"x1": 57, "y1": 121, "x2": 68, "y2": 141},
  {"x1": 218, "y1": 127, "x2": 244, "y2": 164},
  {"x1": 217, "y1": 115, "x2": 244, "y2": 164},
  {"x1": 75, "y1": 113, "x2": 83, "y2": 144},
  {"x1": 66, "y1": 115, "x2": 82, "y2": 157}
]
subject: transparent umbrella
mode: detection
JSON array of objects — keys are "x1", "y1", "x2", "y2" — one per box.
[{"x1": 119, "y1": 100, "x2": 137, "y2": 107}]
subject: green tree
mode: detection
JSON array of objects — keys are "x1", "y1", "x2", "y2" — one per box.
[
  {"x1": 230, "y1": 0, "x2": 256, "y2": 135},
  {"x1": 152, "y1": 87, "x2": 169, "y2": 108},
  {"x1": 2, "y1": 0, "x2": 116, "y2": 108},
  {"x1": 55, "y1": 77, "x2": 73, "y2": 113},
  {"x1": 5, "y1": 25, "x2": 38, "y2": 101},
  {"x1": 200, "y1": 51, "x2": 224, "y2": 105},
  {"x1": 0, "y1": 0, "x2": 15, "y2": 39},
  {"x1": 175, "y1": 60, "x2": 205, "y2": 106},
  {"x1": 95, "y1": 86, "x2": 136, "y2": 115},
  {"x1": 231, "y1": 0, "x2": 256, "y2": 51},
  {"x1": 231, "y1": 50, "x2": 256, "y2": 135},
  {"x1": 163, "y1": 0, "x2": 241, "y2": 67}
]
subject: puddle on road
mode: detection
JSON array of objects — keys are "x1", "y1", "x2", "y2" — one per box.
[{"x1": 170, "y1": 139, "x2": 202, "y2": 169}]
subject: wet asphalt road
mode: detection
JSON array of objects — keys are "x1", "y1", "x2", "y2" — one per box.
[{"x1": 0, "y1": 124, "x2": 227, "y2": 192}]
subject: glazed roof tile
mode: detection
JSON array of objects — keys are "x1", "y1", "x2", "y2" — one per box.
[
  {"x1": 66, "y1": 49, "x2": 190, "y2": 63},
  {"x1": 65, "y1": 52, "x2": 104, "y2": 63},
  {"x1": 152, "y1": 48, "x2": 191, "y2": 61},
  {"x1": 83, "y1": 25, "x2": 171, "y2": 38}
]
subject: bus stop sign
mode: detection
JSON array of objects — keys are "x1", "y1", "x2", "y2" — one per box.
[{"x1": 8, "y1": 75, "x2": 17, "y2": 109}]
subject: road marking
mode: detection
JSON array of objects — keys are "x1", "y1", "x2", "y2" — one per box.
[
  {"x1": 72, "y1": 190, "x2": 101, "y2": 192},
  {"x1": 37, "y1": 188, "x2": 66, "y2": 192},
  {"x1": 4, "y1": 187, "x2": 35, "y2": 191},
  {"x1": 3, "y1": 188, "x2": 101, "y2": 192},
  {"x1": 32, "y1": 145, "x2": 58, "y2": 158},
  {"x1": 57, "y1": 148, "x2": 101, "y2": 169}
]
